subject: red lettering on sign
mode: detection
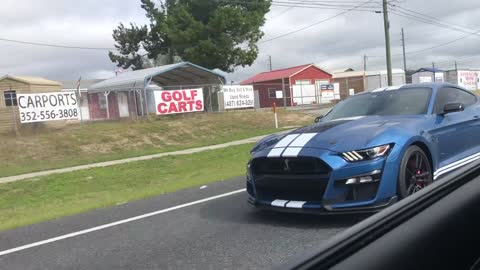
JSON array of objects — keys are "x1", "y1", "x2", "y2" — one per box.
[
  {"x1": 161, "y1": 92, "x2": 172, "y2": 102},
  {"x1": 190, "y1": 90, "x2": 197, "y2": 100},
  {"x1": 169, "y1": 102, "x2": 178, "y2": 113},
  {"x1": 195, "y1": 100, "x2": 203, "y2": 110},
  {"x1": 172, "y1": 91, "x2": 182, "y2": 101},
  {"x1": 182, "y1": 91, "x2": 192, "y2": 101},
  {"x1": 178, "y1": 101, "x2": 187, "y2": 112},
  {"x1": 187, "y1": 100, "x2": 195, "y2": 111},
  {"x1": 157, "y1": 103, "x2": 168, "y2": 114}
]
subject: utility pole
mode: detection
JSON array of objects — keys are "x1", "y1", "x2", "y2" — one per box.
[
  {"x1": 268, "y1": 55, "x2": 272, "y2": 71},
  {"x1": 382, "y1": 0, "x2": 392, "y2": 86},
  {"x1": 363, "y1": 55, "x2": 367, "y2": 90},
  {"x1": 432, "y1": 62, "x2": 435, "y2": 68},
  {"x1": 363, "y1": 55, "x2": 367, "y2": 72},
  {"x1": 455, "y1": 61, "x2": 458, "y2": 71},
  {"x1": 401, "y1": 28, "x2": 407, "y2": 75}
]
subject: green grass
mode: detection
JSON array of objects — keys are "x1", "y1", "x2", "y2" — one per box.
[
  {"x1": 0, "y1": 110, "x2": 311, "y2": 177},
  {"x1": 0, "y1": 143, "x2": 253, "y2": 231}
]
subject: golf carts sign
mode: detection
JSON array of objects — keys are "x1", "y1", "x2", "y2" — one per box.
[
  {"x1": 17, "y1": 92, "x2": 80, "y2": 123},
  {"x1": 154, "y1": 88, "x2": 204, "y2": 115}
]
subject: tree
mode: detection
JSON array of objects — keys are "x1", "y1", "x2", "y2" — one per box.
[{"x1": 109, "y1": 0, "x2": 271, "y2": 72}]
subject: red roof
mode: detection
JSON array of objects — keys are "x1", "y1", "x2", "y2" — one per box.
[{"x1": 240, "y1": 64, "x2": 313, "y2": 85}]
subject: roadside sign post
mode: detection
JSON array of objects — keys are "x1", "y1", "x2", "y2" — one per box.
[{"x1": 273, "y1": 102, "x2": 278, "y2": 129}]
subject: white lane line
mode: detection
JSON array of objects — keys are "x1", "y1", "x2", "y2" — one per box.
[{"x1": 0, "y1": 188, "x2": 246, "y2": 257}]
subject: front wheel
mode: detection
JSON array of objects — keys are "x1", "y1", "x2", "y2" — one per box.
[{"x1": 397, "y1": 146, "x2": 433, "y2": 199}]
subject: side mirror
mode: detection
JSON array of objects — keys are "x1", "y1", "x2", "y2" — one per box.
[
  {"x1": 314, "y1": 115, "x2": 323, "y2": 123},
  {"x1": 441, "y1": 103, "x2": 464, "y2": 116}
]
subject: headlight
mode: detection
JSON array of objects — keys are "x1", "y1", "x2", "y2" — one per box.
[{"x1": 341, "y1": 144, "x2": 391, "y2": 162}]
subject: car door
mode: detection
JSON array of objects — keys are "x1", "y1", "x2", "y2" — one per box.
[{"x1": 429, "y1": 87, "x2": 479, "y2": 168}]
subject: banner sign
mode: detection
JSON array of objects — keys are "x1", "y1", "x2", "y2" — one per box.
[
  {"x1": 222, "y1": 85, "x2": 254, "y2": 109},
  {"x1": 154, "y1": 89, "x2": 204, "y2": 115},
  {"x1": 458, "y1": 70, "x2": 478, "y2": 90},
  {"x1": 17, "y1": 92, "x2": 79, "y2": 123}
]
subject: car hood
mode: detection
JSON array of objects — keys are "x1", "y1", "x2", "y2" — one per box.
[{"x1": 252, "y1": 115, "x2": 426, "y2": 154}]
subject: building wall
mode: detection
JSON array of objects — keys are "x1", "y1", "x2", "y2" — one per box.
[
  {"x1": 290, "y1": 66, "x2": 332, "y2": 85},
  {"x1": 0, "y1": 78, "x2": 62, "y2": 133},
  {"x1": 412, "y1": 71, "x2": 434, "y2": 84},
  {"x1": 333, "y1": 76, "x2": 365, "y2": 99},
  {"x1": 88, "y1": 92, "x2": 120, "y2": 120},
  {"x1": 252, "y1": 79, "x2": 292, "y2": 108}
]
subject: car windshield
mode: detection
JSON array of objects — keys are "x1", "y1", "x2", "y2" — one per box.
[{"x1": 322, "y1": 88, "x2": 432, "y2": 121}]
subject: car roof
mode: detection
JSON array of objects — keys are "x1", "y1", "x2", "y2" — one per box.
[{"x1": 363, "y1": 82, "x2": 466, "y2": 94}]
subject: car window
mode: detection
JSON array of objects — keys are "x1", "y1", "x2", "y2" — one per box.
[
  {"x1": 322, "y1": 88, "x2": 432, "y2": 121},
  {"x1": 433, "y1": 87, "x2": 477, "y2": 114}
]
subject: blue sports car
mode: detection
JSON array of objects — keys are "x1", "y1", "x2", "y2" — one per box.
[{"x1": 246, "y1": 82, "x2": 480, "y2": 214}]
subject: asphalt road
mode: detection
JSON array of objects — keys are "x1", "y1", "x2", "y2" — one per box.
[{"x1": 0, "y1": 177, "x2": 366, "y2": 270}]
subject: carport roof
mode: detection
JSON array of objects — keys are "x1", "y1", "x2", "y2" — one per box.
[{"x1": 88, "y1": 62, "x2": 226, "y2": 92}]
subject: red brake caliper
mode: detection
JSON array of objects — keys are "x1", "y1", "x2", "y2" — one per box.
[{"x1": 416, "y1": 169, "x2": 423, "y2": 188}]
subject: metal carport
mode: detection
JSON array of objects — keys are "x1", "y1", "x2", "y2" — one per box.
[{"x1": 88, "y1": 62, "x2": 226, "y2": 118}]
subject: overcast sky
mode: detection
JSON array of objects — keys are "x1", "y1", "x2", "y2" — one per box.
[{"x1": 1, "y1": 0, "x2": 479, "y2": 83}]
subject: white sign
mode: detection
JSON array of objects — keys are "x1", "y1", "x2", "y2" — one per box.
[
  {"x1": 222, "y1": 85, "x2": 254, "y2": 109},
  {"x1": 458, "y1": 70, "x2": 478, "y2": 90},
  {"x1": 349, "y1": 88, "x2": 355, "y2": 96},
  {"x1": 320, "y1": 84, "x2": 334, "y2": 99},
  {"x1": 275, "y1": 90, "x2": 283, "y2": 99},
  {"x1": 419, "y1": 76, "x2": 432, "y2": 83},
  {"x1": 154, "y1": 89, "x2": 204, "y2": 115},
  {"x1": 17, "y1": 92, "x2": 79, "y2": 123}
]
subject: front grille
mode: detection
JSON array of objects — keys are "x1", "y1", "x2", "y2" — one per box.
[
  {"x1": 251, "y1": 157, "x2": 330, "y2": 176},
  {"x1": 251, "y1": 157, "x2": 331, "y2": 201}
]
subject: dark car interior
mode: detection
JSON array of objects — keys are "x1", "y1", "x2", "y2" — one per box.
[{"x1": 281, "y1": 160, "x2": 480, "y2": 270}]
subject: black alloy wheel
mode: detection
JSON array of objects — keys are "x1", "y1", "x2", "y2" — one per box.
[{"x1": 398, "y1": 145, "x2": 433, "y2": 199}]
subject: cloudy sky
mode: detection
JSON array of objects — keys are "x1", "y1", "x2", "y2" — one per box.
[{"x1": 1, "y1": 0, "x2": 479, "y2": 83}]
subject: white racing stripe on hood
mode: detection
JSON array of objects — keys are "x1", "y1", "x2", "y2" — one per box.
[
  {"x1": 273, "y1": 134, "x2": 301, "y2": 147},
  {"x1": 289, "y1": 133, "x2": 317, "y2": 147},
  {"x1": 280, "y1": 133, "x2": 318, "y2": 157},
  {"x1": 267, "y1": 148, "x2": 285, "y2": 157},
  {"x1": 282, "y1": 147, "x2": 302, "y2": 157}
]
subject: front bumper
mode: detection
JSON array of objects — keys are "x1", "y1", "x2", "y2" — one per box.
[
  {"x1": 247, "y1": 147, "x2": 401, "y2": 214},
  {"x1": 248, "y1": 195, "x2": 398, "y2": 215}
]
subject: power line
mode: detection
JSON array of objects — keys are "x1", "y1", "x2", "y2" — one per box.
[
  {"x1": 258, "y1": 0, "x2": 377, "y2": 44},
  {"x1": 0, "y1": 37, "x2": 116, "y2": 50},
  {"x1": 389, "y1": 8, "x2": 480, "y2": 37},
  {"x1": 392, "y1": 5, "x2": 477, "y2": 33}
]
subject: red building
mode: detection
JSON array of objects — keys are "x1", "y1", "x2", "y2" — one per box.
[{"x1": 240, "y1": 64, "x2": 332, "y2": 108}]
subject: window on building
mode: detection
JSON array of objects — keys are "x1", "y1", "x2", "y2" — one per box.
[
  {"x1": 295, "y1": 80, "x2": 310, "y2": 85},
  {"x1": 99, "y1": 94, "x2": 107, "y2": 109},
  {"x1": 268, "y1": 88, "x2": 277, "y2": 98},
  {"x1": 4, "y1": 91, "x2": 17, "y2": 106}
]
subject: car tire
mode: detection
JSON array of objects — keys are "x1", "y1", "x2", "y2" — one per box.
[{"x1": 397, "y1": 145, "x2": 433, "y2": 199}]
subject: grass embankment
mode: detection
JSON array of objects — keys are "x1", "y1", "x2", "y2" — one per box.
[
  {"x1": 0, "y1": 110, "x2": 310, "y2": 177},
  {"x1": 0, "y1": 143, "x2": 253, "y2": 231}
]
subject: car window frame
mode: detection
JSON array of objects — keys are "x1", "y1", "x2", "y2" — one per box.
[{"x1": 433, "y1": 87, "x2": 477, "y2": 115}]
